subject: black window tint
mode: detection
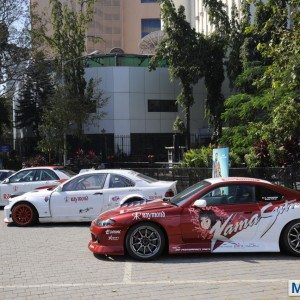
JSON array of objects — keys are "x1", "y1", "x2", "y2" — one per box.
[
  {"x1": 203, "y1": 184, "x2": 256, "y2": 205},
  {"x1": 40, "y1": 170, "x2": 58, "y2": 181},
  {"x1": 63, "y1": 174, "x2": 107, "y2": 191},
  {"x1": 148, "y1": 100, "x2": 178, "y2": 112},
  {"x1": 33, "y1": 170, "x2": 42, "y2": 181},
  {"x1": 10, "y1": 170, "x2": 36, "y2": 183},
  {"x1": 109, "y1": 174, "x2": 135, "y2": 188},
  {"x1": 257, "y1": 187, "x2": 283, "y2": 201}
]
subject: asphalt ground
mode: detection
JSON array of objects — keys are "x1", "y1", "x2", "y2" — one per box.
[{"x1": 0, "y1": 209, "x2": 299, "y2": 300}]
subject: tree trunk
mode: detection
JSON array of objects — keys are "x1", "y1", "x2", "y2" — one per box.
[{"x1": 186, "y1": 106, "x2": 191, "y2": 150}]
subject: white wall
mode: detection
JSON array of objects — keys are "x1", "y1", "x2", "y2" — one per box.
[{"x1": 84, "y1": 65, "x2": 213, "y2": 137}]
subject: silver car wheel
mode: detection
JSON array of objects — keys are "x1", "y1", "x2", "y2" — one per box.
[
  {"x1": 288, "y1": 222, "x2": 300, "y2": 254},
  {"x1": 129, "y1": 225, "x2": 162, "y2": 259}
]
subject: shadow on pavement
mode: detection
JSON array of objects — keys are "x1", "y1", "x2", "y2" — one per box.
[{"x1": 92, "y1": 251, "x2": 298, "y2": 264}]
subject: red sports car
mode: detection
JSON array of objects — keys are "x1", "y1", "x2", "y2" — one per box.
[{"x1": 89, "y1": 177, "x2": 300, "y2": 261}]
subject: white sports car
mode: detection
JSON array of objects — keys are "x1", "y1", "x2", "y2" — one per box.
[
  {"x1": 4, "y1": 169, "x2": 177, "y2": 226},
  {"x1": 0, "y1": 166, "x2": 75, "y2": 207}
]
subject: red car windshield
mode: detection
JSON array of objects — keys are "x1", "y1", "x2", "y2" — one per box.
[{"x1": 170, "y1": 180, "x2": 211, "y2": 206}]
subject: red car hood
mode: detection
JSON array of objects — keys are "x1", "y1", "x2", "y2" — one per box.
[{"x1": 99, "y1": 199, "x2": 174, "y2": 220}]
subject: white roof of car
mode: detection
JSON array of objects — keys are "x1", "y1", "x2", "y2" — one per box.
[
  {"x1": 79, "y1": 169, "x2": 137, "y2": 176},
  {"x1": 21, "y1": 166, "x2": 65, "y2": 170}
]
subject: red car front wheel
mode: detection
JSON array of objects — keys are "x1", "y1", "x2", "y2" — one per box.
[{"x1": 126, "y1": 222, "x2": 165, "y2": 261}]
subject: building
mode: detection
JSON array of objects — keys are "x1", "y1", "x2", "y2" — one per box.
[
  {"x1": 172, "y1": 0, "x2": 242, "y2": 35},
  {"x1": 79, "y1": 54, "x2": 214, "y2": 160},
  {"x1": 31, "y1": 0, "x2": 161, "y2": 54}
]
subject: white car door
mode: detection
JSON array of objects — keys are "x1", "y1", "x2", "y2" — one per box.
[
  {"x1": 1, "y1": 169, "x2": 39, "y2": 200},
  {"x1": 49, "y1": 173, "x2": 107, "y2": 221},
  {"x1": 102, "y1": 173, "x2": 138, "y2": 211}
]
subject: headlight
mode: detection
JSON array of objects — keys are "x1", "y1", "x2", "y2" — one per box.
[{"x1": 94, "y1": 218, "x2": 116, "y2": 227}]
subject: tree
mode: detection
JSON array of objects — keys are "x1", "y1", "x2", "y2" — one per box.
[
  {"x1": 221, "y1": 0, "x2": 300, "y2": 167},
  {"x1": 32, "y1": 0, "x2": 107, "y2": 162},
  {"x1": 15, "y1": 52, "x2": 54, "y2": 139},
  {"x1": 0, "y1": 0, "x2": 30, "y2": 96},
  {"x1": 150, "y1": 0, "x2": 206, "y2": 149},
  {"x1": 0, "y1": 95, "x2": 10, "y2": 139}
]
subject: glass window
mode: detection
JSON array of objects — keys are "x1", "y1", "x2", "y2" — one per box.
[
  {"x1": 202, "y1": 184, "x2": 256, "y2": 205},
  {"x1": 148, "y1": 100, "x2": 178, "y2": 112},
  {"x1": 9, "y1": 170, "x2": 37, "y2": 183},
  {"x1": 257, "y1": 186, "x2": 283, "y2": 202},
  {"x1": 109, "y1": 174, "x2": 135, "y2": 188},
  {"x1": 53, "y1": 168, "x2": 77, "y2": 177},
  {"x1": 141, "y1": 19, "x2": 161, "y2": 38},
  {"x1": 171, "y1": 181, "x2": 211, "y2": 206},
  {"x1": 40, "y1": 170, "x2": 59, "y2": 181},
  {"x1": 135, "y1": 173, "x2": 158, "y2": 183},
  {"x1": 63, "y1": 174, "x2": 107, "y2": 191},
  {"x1": 141, "y1": 0, "x2": 157, "y2": 3},
  {"x1": 0, "y1": 171, "x2": 14, "y2": 181}
]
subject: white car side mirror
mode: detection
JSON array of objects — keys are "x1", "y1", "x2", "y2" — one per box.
[
  {"x1": 2, "y1": 178, "x2": 10, "y2": 184},
  {"x1": 193, "y1": 199, "x2": 207, "y2": 208}
]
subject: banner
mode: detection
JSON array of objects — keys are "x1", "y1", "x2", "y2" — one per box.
[{"x1": 212, "y1": 147, "x2": 229, "y2": 178}]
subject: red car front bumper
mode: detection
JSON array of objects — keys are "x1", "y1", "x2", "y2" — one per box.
[{"x1": 88, "y1": 221, "x2": 125, "y2": 256}]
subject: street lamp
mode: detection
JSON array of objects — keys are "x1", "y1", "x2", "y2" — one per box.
[{"x1": 61, "y1": 50, "x2": 101, "y2": 166}]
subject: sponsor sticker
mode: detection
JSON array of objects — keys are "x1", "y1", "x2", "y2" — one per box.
[
  {"x1": 108, "y1": 236, "x2": 119, "y2": 241},
  {"x1": 110, "y1": 196, "x2": 120, "y2": 202},
  {"x1": 289, "y1": 280, "x2": 300, "y2": 297},
  {"x1": 105, "y1": 229, "x2": 121, "y2": 235},
  {"x1": 132, "y1": 211, "x2": 166, "y2": 221},
  {"x1": 65, "y1": 196, "x2": 89, "y2": 203}
]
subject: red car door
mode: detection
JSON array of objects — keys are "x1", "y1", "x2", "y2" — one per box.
[{"x1": 180, "y1": 183, "x2": 261, "y2": 253}]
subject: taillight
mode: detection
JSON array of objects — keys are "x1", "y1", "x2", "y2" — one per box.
[{"x1": 165, "y1": 189, "x2": 174, "y2": 198}]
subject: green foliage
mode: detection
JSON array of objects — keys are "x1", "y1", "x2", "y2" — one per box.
[
  {"x1": 15, "y1": 52, "x2": 54, "y2": 137},
  {"x1": 32, "y1": 0, "x2": 107, "y2": 159},
  {"x1": 173, "y1": 116, "x2": 186, "y2": 133},
  {"x1": 181, "y1": 146, "x2": 213, "y2": 168},
  {"x1": 221, "y1": 0, "x2": 300, "y2": 167},
  {"x1": 0, "y1": 0, "x2": 30, "y2": 94},
  {"x1": 204, "y1": 33, "x2": 226, "y2": 141},
  {"x1": 150, "y1": 0, "x2": 206, "y2": 148},
  {"x1": 0, "y1": 96, "x2": 10, "y2": 138}
]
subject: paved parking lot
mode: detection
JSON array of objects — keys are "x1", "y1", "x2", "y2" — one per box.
[{"x1": 0, "y1": 209, "x2": 299, "y2": 300}]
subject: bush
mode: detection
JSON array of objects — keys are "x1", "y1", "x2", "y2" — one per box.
[{"x1": 180, "y1": 146, "x2": 213, "y2": 168}]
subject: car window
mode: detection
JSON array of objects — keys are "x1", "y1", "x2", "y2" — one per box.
[
  {"x1": 9, "y1": 170, "x2": 37, "y2": 183},
  {"x1": 109, "y1": 174, "x2": 135, "y2": 188},
  {"x1": 256, "y1": 186, "x2": 283, "y2": 202},
  {"x1": 63, "y1": 174, "x2": 107, "y2": 191},
  {"x1": 0, "y1": 171, "x2": 13, "y2": 181},
  {"x1": 202, "y1": 184, "x2": 256, "y2": 205},
  {"x1": 135, "y1": 173, "x2": 158, "y2": 183},
  {"x1": 54, "y1": 168, "x2": 77, "y2": 177},
  {"x1": 40, "y1": 170, "x2": 59, "y2": 181},
  {"x1": 171, "y1": 181, "x2": 211, "y2": 206}
]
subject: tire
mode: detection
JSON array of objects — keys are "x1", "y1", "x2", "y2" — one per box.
[
  {"x1": 281, "y1": 220, "x2": 300, "y2": 256},
  {"x1": 11, "y1": 203, "x2": 37, "y2": 227},
  {"x1": 126, "y1": 222, "x2": 165, "y2": 261},
  {"x1": 120, "y1": 197, "x2": 145, "y2": 207}
]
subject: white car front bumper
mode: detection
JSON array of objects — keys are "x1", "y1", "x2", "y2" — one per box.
[{"x1": 3, "y1": 204, "x2": 13, "y2": 223}]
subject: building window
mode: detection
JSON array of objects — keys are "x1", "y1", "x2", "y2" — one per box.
[
  {"x1": 141, "y1": 0, "x2": 157, "y2": 3},
  {"x1": 148, "y1": 100, "x2": 178, "y2": 112},
  {"x1": 141, "y1": 19, "x2": 161, "y2": 38}
]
